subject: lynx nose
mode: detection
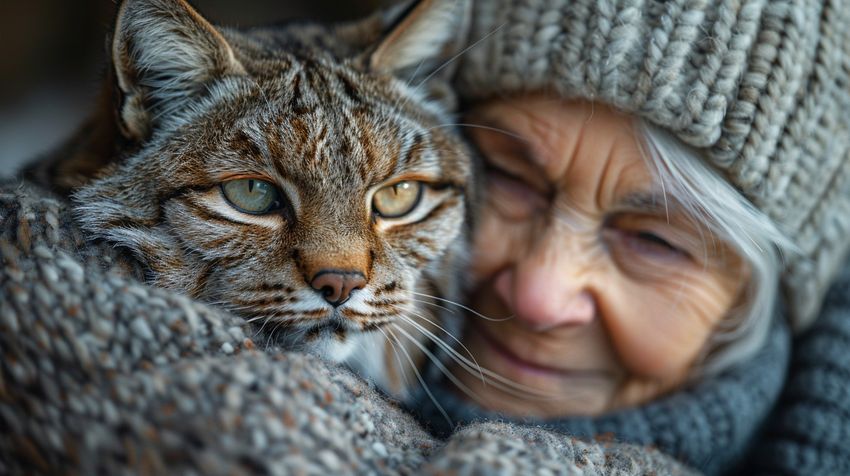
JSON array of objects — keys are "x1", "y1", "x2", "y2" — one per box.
[{"x1": 310, "y1": 270, "x2": 367, "y2": 307}]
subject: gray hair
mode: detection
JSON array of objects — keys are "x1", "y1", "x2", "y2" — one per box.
[{"x1": 636, "y1": 120, "x2": 795, "y2": 375}]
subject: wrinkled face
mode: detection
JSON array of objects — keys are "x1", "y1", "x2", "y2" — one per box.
[
  {"x1": 76, "y1": 54, "x2": 471, "y2": 359},
  {"x1": 454, "y1": 96, "x2": 747, "y2": 417}
]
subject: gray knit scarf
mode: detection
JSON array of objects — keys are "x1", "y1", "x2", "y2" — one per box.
[
  {"x1": 410, "y1": 317, "x2": 790, "y2": 476},
  {"x1": 0, "y1": 180, "x2": 700, "y2": 475}
]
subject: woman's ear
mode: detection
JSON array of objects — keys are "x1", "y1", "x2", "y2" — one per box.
[
  {"x1": 369, "y1": 0, "x2": 471, "y2": 81},
  {"x1": 111, "y1": 0, "x2": 245, "y2": 141}
]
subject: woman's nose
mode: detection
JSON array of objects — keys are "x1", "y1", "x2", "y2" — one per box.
[{"x1": 493, "y1": 263, "x2": 596, "y2": 332}]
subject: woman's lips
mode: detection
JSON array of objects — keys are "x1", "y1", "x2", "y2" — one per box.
[{"x1": 473, "y1": 321, "x2": 612, "y2": 380}]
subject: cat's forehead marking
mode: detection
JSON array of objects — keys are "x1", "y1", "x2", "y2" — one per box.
[
  {"x1": 253, "y1": 84, "x2": 440, "y2": 182},
  {"x1": 164, "y1": 47, "x2": 467, "y2": 213}
]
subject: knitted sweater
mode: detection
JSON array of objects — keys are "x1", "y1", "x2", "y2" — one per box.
[
  {"x1": 739, "y1": 260, "x2": 850, "y2": 475},
  {"x1": 0, "y1": 180, "x2": 694, "y2": 474}
]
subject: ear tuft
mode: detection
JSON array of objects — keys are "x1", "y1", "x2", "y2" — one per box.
[
  {"x1": 369, "y1": 0, "x2": 470, "y2": 77},
  {"x1": 112, "y1": 0, "x2": 245, "y2": 140}
]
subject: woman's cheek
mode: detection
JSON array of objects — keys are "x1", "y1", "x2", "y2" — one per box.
[{"x1": 603, "y1": 275, "x2": 725, "y2": 379}]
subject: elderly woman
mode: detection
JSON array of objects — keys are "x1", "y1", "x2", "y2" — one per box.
[
  {"x1": 2, "y1": 0, "x2": 848, "y2": 474},
  {"x1": 411, "y1": 1, "x2": 850, "y2": 475}
]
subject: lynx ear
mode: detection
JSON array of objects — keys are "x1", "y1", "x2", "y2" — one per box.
[
  {"x1": 112, "y1": 0, "x2": 245, "y2": 140},
  {"x1": 369, "y1": 0, "x2": 470, "y2": 78}
]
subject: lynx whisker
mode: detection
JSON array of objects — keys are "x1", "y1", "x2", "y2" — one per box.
[
  {"x1": 410, "y1": 291, "x2": 514, "y2": 322},
  {"x1": 372, "y1": 325, "x2": 414, "y2": 396},
  {"x1": 262, "y1": 321, "x2": 281, "y2": 350},
  {"x1": 396, "y1": 21, "x2": 506, "y2": 113},
  {"x1": 392, "y1": 58, "x2": 429, "y2": 112},
  {"x1": 412, "y1": 22, "x2": 508, "y2": 92},
  {"x1": 409, "y1": 296, "x2": 454, "y2": 314},
  {"x1": 253, "y1": 312, "x2": 283, "y2": 343},
  {"x1": 428, "y1": 123, "x2": 528, "y2": 142},
  {"x1": 391, "y1": 324, "x2": 486, "y2": 407},
  {"x1": 396, "y1": 314, "x2": 555, "y2": 400},
  {"x1": 392, "y1": 302, "x2": 483, "y2": 383},
  {"x1": 396, "y1": 311, "x2": 484, "y2": 386},
  {"x1": 384, "y1": 326, "x2": 453, "y2": 428}
]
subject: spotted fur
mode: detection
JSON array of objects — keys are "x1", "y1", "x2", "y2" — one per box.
[{"x1": 50, "y1": 0, "x2": 475, "y2": 398}]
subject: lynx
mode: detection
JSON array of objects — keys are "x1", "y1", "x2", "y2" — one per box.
[{"x1": 30, "y1": 0, "x2": 477, "y2": 399}]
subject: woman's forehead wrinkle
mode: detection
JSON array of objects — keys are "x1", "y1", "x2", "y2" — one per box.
[
  {"x1": 470, "y1": 110, "x2": 562, "y2": 191},
  {"x1": 607, "y1": 155, "x2": 663, "y2": 210},
  {"x1": 483, "y1": 99, "x2": 579, "y2": 183},
  {"x1": 525, "y1": 108, "x2": 582, "y2": 182},
  {"x1": 591, "y1": 140, "x2": 620, "y2": 215},
  {"x1": 555, "y1": 124, "x2": 617, "y2": 218}
]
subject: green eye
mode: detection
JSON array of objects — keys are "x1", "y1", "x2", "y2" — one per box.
[
  {"x1": 221, "y1": 178, "x2": 282, "y2": 214},
  {"x1": 373, "y1": 181, "x2": 423, "y2": 218}
]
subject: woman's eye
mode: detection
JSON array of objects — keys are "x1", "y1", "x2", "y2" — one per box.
[
  {"x1": 622, "y1": 230, "x2": 687, "y2": 258},
  {"x1": 484, "y1": 166, "x2": 548, "y2": 219},
  {"x1": 221, "y1": 178, "x2": 283, "y2": 214},
  {"x1": 373, "y1": 181, "x2": 423, "y2": 218}
]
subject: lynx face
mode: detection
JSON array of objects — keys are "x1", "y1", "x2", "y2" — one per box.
[{"x1": 73, "y1": 0, "x2": 473, "y2": 369}]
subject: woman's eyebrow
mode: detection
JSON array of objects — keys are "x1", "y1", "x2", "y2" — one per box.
[{"x1": 615, "y1": 191, "x2": 681, "y2": 217}]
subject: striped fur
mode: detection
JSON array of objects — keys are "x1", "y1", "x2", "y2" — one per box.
[{"x1": 64, "y1": 0, "x2": 474, "y2": 399}]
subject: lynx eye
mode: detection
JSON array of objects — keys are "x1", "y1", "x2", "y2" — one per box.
[
  {"x1": 221, "y1": 178, "x2": 282, "y2": 214},
  {"x1": 373, "y1": 181, "x2": 423, "y2": 218}
]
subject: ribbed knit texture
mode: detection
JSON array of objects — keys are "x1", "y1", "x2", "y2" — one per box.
[
  {"x1": 455, "y1": 0, "x2": 850, "y2": 331},
  {"x1": 738, "y1": 258, "x2": 850, "y2": 475},
  {"x1": 0, "y1": 180, "x2": 696, "y2": 474},
  {"x1": 411, "y1": 316, "x2": 790, "y2": 476}
]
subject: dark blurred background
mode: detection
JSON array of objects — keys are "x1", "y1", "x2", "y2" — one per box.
[{"x1": 0, "y1": 0, "x2": 393, "y2": 176}]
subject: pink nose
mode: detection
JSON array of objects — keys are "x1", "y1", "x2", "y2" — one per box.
[
  {"x1": 310, "y1": 270, "x2": 366, "y2": 306},
  {"x1": 494, "y1": 268, "x2": 595, "y2": 331}
]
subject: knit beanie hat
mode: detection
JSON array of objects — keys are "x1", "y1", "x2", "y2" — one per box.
[{"x1": 455, "y1": 0, "x2": 850, "y2": 331}]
